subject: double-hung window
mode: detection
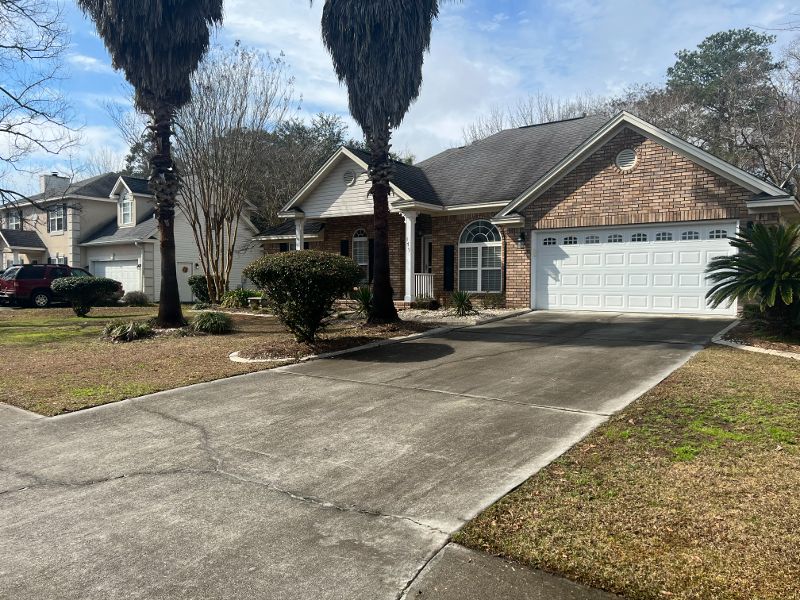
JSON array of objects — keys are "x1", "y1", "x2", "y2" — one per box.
[
  {"x1": 352, "y1": 228, "x2": 369, "y2": 281},
  {"x1": 120, "y1": 193, "x2": 133, "y2": 226},
  {"x1": 458, "y1": 220, "x2": 502, "y2": 293},
  {"x1": 7, "y1": 212, "x2": 21, "y2": 230},
  {"x1": 48, "y1": 205, "x2": 65, "y2": 233}
]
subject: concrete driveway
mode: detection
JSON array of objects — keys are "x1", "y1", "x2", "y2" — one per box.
[{"x1": 0, "y1": 311, "x2": 729, "y2": 599}]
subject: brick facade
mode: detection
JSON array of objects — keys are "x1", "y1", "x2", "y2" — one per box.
[{"x1": 265, "y1": 128, "x2": 767, "y2": 309}]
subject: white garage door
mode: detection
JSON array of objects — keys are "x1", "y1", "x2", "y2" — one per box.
[
  {"x1": 94, "y1": 260, "x2": 140, "y2": 295},
  {"x1": 534, "y1": 221, "x2": 737, "y2": 315}
]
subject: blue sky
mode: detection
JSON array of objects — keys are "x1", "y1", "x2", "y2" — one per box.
[{"x1": 12, "y1": 0, "x2": 798, "y2": 193}]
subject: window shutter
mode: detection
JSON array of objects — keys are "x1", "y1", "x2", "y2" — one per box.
[
  {"x1": 46, "y1": 209, "x2": 51, "y2": 233},
  {"x1": 304, "y1": 242, "x2": 309, "y2": 250},
  {"x1": 443, "y1": 245, "x2": 455, "y2": 292},
  {"x1": 279, "y1": 243, "x2": 289, "y2": 252},
  {"x1": 62, "y1": 204, "x2": 67, "y2": 231},
  {"x1": 368, "y1": 239, "x2": 375, "y2": 283},
  {"x1": 340, "y1": 240, "x2": 349, "y2": 256}
]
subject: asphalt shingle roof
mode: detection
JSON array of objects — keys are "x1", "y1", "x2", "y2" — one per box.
[
  {"x1": 25, "y1": 172, "x2": 121, "y2": 203},
  {"x1": 120, "y1": 176, "x2": 151, "y2": 195},
  {"x1": 258, "y1": 220, "x2": 325, "y2": 237},
  {"x1": 414, "y1": 114, "x2": 610, "y2": 207},
  {"x1": 0, "y1": 229, "x2": 47, "y2": 250},
  {"x1": 346, "y1": 147, "x2": 441, "y2": 206},
  {"x1": 81, "y1": 209, "x2": 158, "y2": 246}
]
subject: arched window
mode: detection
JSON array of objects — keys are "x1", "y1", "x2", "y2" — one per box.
[
  {"x1": 709, "y1": 229, "x2": 728, "y2": 239},
  {"x1": 655, "y1": 232, "x2": 673, "y2": 242},
  {"x1": 562, "y1": 236, "x2": 578, "y2": 245},
  {"x1": 681, "y1": 230, "x2": 700, "y2": 241},
  {"x1": 631, "y1": 233, "x2": 648, "y2": 242},
  {"x1": 585, "y1": 235, "x2": 600, "y2": 244},
  {"x1": 459, "y1": 220, "x2": 501, "y2": 292},
  {"x1": 542, "y1": 237, "x2": 557, "y2": 246},
  {"x1": 608, "y1": 234, "x2": 624, "y2": 243},
  {"x1": 352, "y1": 228, "x2": 369, "y2": 281}
]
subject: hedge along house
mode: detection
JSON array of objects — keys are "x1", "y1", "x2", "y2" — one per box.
[{"x1": 257, "y1": 112, "x2": 799, "y2": 316}]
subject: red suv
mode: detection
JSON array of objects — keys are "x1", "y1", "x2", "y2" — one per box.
[{"x1": 0, "y1": 264, "x2": 100, "y2": 308}]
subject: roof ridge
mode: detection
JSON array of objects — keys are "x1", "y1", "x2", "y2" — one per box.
[{"x1": 515, "y1": 113, "x2": 599, "y2": 130}]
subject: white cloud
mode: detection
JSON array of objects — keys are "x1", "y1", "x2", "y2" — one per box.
[{"x1": 66, "y1": 52, "x2": 113, "y2": 74}]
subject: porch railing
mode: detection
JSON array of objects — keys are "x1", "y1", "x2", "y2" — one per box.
[{"x1": 414, "y1": 273, "x2": 434, "y2": 299}]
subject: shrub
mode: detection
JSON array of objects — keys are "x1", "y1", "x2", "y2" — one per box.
[
  {"x1": 481, "y1": 293, "x2": 505, "y2": 309},
  {"x1": 411, "y1": 295, "x2": 440, "y2": 310},
  {"x1": 122, "y1": 291, "x2": 151, "y2": 306},
  {"x1": 706, "y1": 224, "x2": 800, "y2": 331},
  {"x1": 187, "y1": 274, "x2": 210, "y2": 304},
  {"x1": 102, "y1": 320, "x2": 154, "y2": 343},
  {"x1": 351, "y1": 286, "x2": 373, "y2": 318},
  {"x1": 51, "y1": 277, "x2": 121, "y2": 317},
  {"x1": 221, "y1": 288, "x2": 252, "y2": 309},
  {"x1": 190, "y1": 311, "x2": 233, "y2": 335},
  {"x1": 244, "y1": 251, "x2": 362, "y2": 343},
  {"x1": 450, "y1": 290, "x2": 478, "y2": 317},
  {"x1": 192, "y1": 302, "x2": 211, "y2": 310}
]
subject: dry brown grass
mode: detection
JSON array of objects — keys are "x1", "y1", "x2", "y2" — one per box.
[
  {"x1": 0, "y1": 308, "x2": 426, "y2": 416},
  {"x1": 455, "y1": 346, "x2": 800, "y2": 600}
]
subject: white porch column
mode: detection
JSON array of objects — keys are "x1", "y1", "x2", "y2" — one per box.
[
  {"x1": 402, "y1": 211, "x2": 418, "y2": 303},
  {"x1": 294, "y1": 216, "x2": 306, "y2": 250}
]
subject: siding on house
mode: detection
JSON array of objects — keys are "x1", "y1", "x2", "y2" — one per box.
[{"x1": 299, "y1": 159, "x2": 376, "y2": 218}]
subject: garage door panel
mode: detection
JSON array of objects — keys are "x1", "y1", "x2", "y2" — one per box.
[
  {"x1": 94, "y1": 260, "x2": 140, "y2": 294},
  {"x1": 534, "y1": 222, "x2": 737, "y2": 316}
]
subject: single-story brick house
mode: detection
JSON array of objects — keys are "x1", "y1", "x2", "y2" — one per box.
[{"x1": 256, "y1": 112, "x2": 799, "y2": 316}]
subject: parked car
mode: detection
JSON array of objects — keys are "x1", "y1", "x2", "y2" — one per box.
[{"x1": 0, "y1": 264, "x2": 121, "y2": 308}]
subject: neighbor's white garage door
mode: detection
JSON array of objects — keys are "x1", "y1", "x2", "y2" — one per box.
[
  {"x1": 534, "y1": 221, "x2": 737, "y2": 316},
  {"x1": 94, "y1": 260, "x2": 140, "y2": 295}
]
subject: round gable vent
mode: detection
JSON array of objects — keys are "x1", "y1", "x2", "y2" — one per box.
[
  {"x1": 615, "y1": 148, "x2": 638, "y2": 171},
  {"x1": 343, "y1": 169, "x2": 357, "y2": 186}
]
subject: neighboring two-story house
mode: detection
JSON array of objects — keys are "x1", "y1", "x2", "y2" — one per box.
[{"x1": 0, "y1": 173, "x2": 262, "y2": 301}]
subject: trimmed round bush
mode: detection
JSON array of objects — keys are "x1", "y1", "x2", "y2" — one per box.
[
  {"x1": 221, "y1": 288, "x2": 252, "y2": 309},
  {"x1": 187, "y1": 274, "x2": 210, "y2": 304},
  {"x1": 102, "y1": 320, "x2": 154, "y2": 343},
  {"x1": 244, "y1": 251, "x2": 362, "y2": 343},
  {"x1": 190, "y1": 311, "x2": 233, "y2": 335},
  {"x1": 122, "y1": 291, "x2": 151, "y2": 306},
  {"x1": 51, "y1": 277, "x2": 121, "y2": 317}
]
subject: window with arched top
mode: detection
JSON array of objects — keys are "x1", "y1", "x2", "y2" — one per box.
[
  {"x1": 631, "y1": 233, "x2": 648, "y2": 242},
  {"x1": 459, "y1": 220, "x2": 501, "y2": 292},
  {"x1": 709, "y1": 229, "x2": 728, "y2": 239},
  {"x1": 655, "y1": 232, "x2": 673, "y2": 242},
  {"x1": 352, "y1": 228, "x2": 369, "y2": 281},
  {"x1": 542, "y1": 237, "x2": 557, "y2": 246},
  {"x1": 562, "y1": 236, "x2": 578, "y2": 245},
  {"x1": 585, "y1": 235, "x2": 600, "y2": 244},
  {"x1": 681, "y1": 231, "x2": 700, "y2": 241},
  {"x1": 608, "y1": 234, "x2": 624, "y2": 243}
]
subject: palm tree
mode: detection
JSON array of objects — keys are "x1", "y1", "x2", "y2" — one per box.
[
  {"x1": 316, "y1": 0, "x2": 449, "y2": 323},
  {"x1": 77, "y1": 0, "x2": 223, "y2": 327},
  {"x1": 706, "y1": 223, "x2": 800, "y2": 329}
]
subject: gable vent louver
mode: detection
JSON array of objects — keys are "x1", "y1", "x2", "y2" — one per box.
[{"x1": 615, "y1": 149, "x2": 638, "y2": 171}]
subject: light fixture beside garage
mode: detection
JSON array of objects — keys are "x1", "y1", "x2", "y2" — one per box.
[
  {"x1": 516, "y1": 230, "x2": 526, "y2": 246},
  {"x1": 615, "y1": 148, "x2": 638, "y2": 171}
]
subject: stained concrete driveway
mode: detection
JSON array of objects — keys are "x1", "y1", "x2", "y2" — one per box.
[{"x1": 0, "y1": 311, "x2": 729, "y2": 599}]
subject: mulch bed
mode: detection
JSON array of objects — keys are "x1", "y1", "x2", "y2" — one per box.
[
  {"x1": 723, "y1": 321, "x2": 800, "y2": 354},
  {"x1": 237, "y1": 320, "x2": 433, "y2": 361}
]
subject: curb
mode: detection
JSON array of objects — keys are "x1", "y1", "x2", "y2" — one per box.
[
  {"x1": 711, "y1": 319, "x2": 800, "y2": 361},
  {"x1": 230, "y1": 310, "x2": 532, "y2": 365}
]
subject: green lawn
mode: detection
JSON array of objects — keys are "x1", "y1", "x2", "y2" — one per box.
[{"x1": 455, "y1": 346, "x2": 800, "y2": 600}]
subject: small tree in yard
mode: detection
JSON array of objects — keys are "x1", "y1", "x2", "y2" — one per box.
[
  {"x1": 706, "y1": 224, "x2": 800, "y2": 331},
  {"x1": 244, "y1": 251, "x2": 361, "y2": 344},
  {"x1": 51, "y1": 278, "x2": 120, "y2": 317}
]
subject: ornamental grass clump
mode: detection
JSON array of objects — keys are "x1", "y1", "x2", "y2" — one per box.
[
  {"x1": 102, "y1": 320, "x2": 154, "y2": 343},
  {"x1": 189, "y1": 311, "x2": 233, "y2": 335},
  {"x1": 245, "y1": 251, "x2": 362, "y2": 344}
]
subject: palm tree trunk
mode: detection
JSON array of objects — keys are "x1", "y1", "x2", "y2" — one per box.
[
  {"x1": 366, "y1": 127, "x2": 399, "y2": 324},
  {"x1": 149, "y1": 103, "x2": 185, "y2": 327}
]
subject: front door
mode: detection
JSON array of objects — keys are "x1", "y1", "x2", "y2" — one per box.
[
  {"x1": 421, "y1": 235, "x2": 433, "y2": 273},
  {"x1": 177, "y1": 262, "x2": 194, "y2": 302}
]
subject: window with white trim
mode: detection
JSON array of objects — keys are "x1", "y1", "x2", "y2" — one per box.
[
  {"x1": 631, "y1": 233, "x2": 648, "y2": 242},
  {"x1": 48, "y1": 205, "x2": 65, "y2": 232},
  {"x1": 120, "y1": 192, "x2": 133, "y2": 226},
  {"x1": 562, "y1": 235, "x2": 578, "y2": 245},
  {"x1": 352, "y1": 228, "x2": 369, "y2": 281},
  {"x1": 709, "y1": 229, "x2": 728, "y2": 239},
  {"x1": 585, "y1": 235, "x2": 600, "y2": 244},
  {"x1": 608, "y1": 234, "x2": 623, "y2": 243},
  {"x1": 655, "y1": 232, "x2": 673, "y2": 241},
  {"x1": 7, "y1": 212, "x2": 21, "y2": 230},
  {"x1": 681, "y1": 230, "x2": 700, "y2": 241},
  {"x1": 542, "y1": 237, "x2": 557, "y2": 246},
  {"x1": 459, "y1": 220, "x2": 501, "y2": 292}
]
